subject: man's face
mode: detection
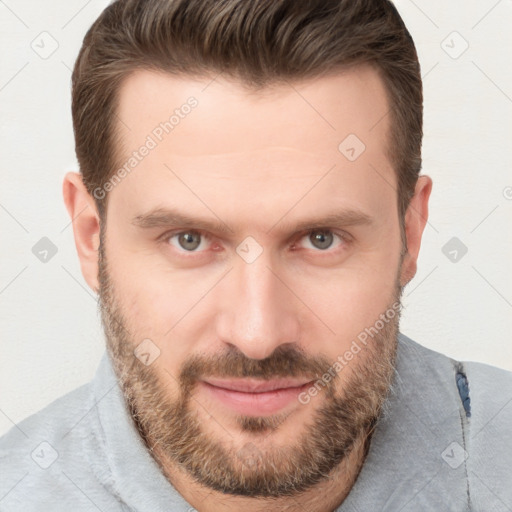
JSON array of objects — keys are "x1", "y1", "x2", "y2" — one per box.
[{"x1": 98, "y1": 66, "x2": 405, "y2": 496}]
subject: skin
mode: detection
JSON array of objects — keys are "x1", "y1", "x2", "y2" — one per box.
[{"x1": 63, "y1": 65, "x2": 432, "y2": 511}]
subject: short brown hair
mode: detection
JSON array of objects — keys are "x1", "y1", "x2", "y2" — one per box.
[{"x1": 72, "y1": 0, "x2": 422, "y2": 223}]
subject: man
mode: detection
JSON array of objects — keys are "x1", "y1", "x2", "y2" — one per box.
[{"x1": 1, "y1": 0, "x2": 511, "y2": 510}]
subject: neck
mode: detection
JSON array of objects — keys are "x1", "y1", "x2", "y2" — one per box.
[{"x1": 151, "y1": 430, "x2": 371, "y2": 512}]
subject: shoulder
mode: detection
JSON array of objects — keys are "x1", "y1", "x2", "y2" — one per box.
[
  {"x1": 0, "y1": 381, "x2": 94, "y2": 482},
  {"x1": 462, "y1": 360, "x2": 512, "y2": 508},
  {"x1": 463, "y1": 357, "x2": 512, "y2": 393},
  {"x1": 0, "y1": 381, "x2": 94, "y2": 456},
  {"x1": 398, "y1": 333, "x2": 512, "y2": 507},
  {"x1": 0, "y1": 379, "x2": 121, "y2": 511},
  {"x1": 461, "y1": 357, "x2": 512, "y2": 437},
  {"x1": 397, "y1": 332, "x2": 512, "y2": 397}
]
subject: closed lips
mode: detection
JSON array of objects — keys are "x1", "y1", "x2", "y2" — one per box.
[{"x1": 202, "y1": 378, "x2": 314, "y2": 393}]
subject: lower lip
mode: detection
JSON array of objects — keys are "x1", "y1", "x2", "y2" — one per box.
[{"x1": 200, "y1": 381, "x2": 313, "y2": 416}]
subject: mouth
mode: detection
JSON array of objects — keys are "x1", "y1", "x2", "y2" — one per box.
[{"x1": 199, "y1": 377, "x2": 315, "y2": 416}]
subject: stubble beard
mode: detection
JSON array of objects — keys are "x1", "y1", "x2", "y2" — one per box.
[{"x1": 97, "y1": 240, "x2": 401, "y2": 498}]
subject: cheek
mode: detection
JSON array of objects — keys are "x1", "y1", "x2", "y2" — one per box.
[
  {"x1": 299, "y1": 255, "x2": 400, "y2": 349},
  {"x1": 106, "y1": 249, "x2": 217, "y2": 356},
  {"x1": 116, "y1": 276, "x2": 197, "y2": 335}
]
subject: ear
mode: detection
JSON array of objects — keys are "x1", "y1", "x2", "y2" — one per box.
[
  {"x1": 399, "y1": 175, "x2": 433, "y2": 287},
  {"x1": 62, "y1": 172, "x2": 101, "y2": 293}
]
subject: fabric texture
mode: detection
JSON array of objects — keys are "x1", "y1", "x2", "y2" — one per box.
[{"x1": 1, "y1": 333, "x2": 511, "y2": 511}]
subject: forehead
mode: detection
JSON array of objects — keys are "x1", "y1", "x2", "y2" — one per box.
[
  {"x1": 115, "y1": 66, "x2": 390, "y2": 158},
  {"x1": 107, "y1": 66, "x2": 396, "y2": 231}
]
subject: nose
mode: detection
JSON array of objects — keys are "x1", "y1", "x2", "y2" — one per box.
[{"x1": 215, "y1": 251, "x2": 301, "y2": 361}]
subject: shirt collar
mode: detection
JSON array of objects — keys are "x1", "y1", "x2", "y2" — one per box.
[{"x1": 92, "y1": 353, "x2": 193, "y2": 510}]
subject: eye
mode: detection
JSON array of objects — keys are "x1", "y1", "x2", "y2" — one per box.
[
  {"x1": 167, "y1": 230, "x2": 210, "y2": 252},
  {"x1": 160, "y1": 228, "x2": 349, "y2": 257},
  {"x1": 297, "y1": 229, "x2": 347, "y2": 251}
]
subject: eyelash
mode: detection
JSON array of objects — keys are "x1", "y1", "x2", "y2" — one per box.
[{"x1": 158, "y1": 229, "x2": 352, "y2": 258}]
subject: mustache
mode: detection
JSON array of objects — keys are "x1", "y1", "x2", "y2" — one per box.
[{"x1": 177, "y1": 343, "x2": 335, "y2": 390}]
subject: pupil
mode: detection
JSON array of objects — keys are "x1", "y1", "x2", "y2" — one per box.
[
  {"x1": 179, "y1": 232, "x2": 201, "y2": 251},
  {"x1": 311, "y1": 230, "x2": 333, "y2": 250}
]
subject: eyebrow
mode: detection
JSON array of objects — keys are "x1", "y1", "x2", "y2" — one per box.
[{"x1": 131, "y1": 207, "x2": 373, "y2": 235}]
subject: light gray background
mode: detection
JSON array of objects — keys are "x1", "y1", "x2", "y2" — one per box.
[{"x1": 1, "y1": 0, "x2": 511, "y2": 437}]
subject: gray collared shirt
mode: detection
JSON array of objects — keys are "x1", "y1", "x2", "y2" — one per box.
[{"x1": 1, "y1": 333, "x2": 511, "y2": 511}]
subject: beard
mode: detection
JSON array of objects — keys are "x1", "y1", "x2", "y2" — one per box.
[{"x1": 97, "y1": 238, "x2": 402, "y2": 498}]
